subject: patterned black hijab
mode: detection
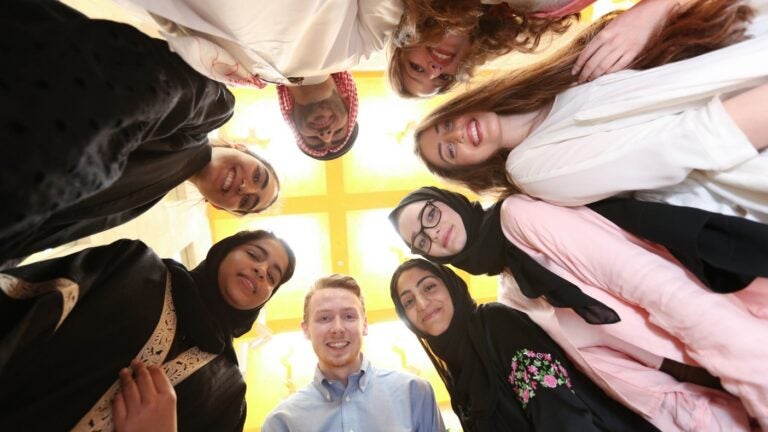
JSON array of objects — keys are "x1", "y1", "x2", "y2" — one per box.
[
  {"x1": 389, "y1": 187, "x2": 619, "y2": 325},
  {"x1": 165, "y1": 230, "x2": 295, "y2": 355}
]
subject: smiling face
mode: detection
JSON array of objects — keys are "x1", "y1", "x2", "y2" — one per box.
[
  {"x1": 418, "y1": 112, "x2": 503, "y2": 169},
  {"x1": 217, "y1": 238, "x2": 290, "y2": 310},
  {"x1": 396, "y1": 267, "x2": 454, "y2": 337},
  {"x1": 400, "y1": 33, "x2": 471, "y2": 97},
  {"x1": 192, "y1": 146, "x2": 278, "y2": 213},
  {"x1": 395, "y1": 199, "x2": 467, "y2": 257},
  {"x1": 302, "y1": 288, "x2": 368, "y2": 383},
  {"x1": 292, "y1": 89, "x2": 349, "y2": 151}
]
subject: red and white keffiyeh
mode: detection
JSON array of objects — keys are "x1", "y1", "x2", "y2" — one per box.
[{"x1": 277, "y1": 72, "x2": 359, "y2": 160}]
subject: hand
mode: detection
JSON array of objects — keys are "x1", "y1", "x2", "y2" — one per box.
[
  {"x1": 113, "y1": 359, "x2": 178, "y2": 432},
  {"x1": 572, "y1": 0, "x2": 680, "y2": 83}
]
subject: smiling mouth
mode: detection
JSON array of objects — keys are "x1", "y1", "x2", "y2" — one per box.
[
  {"x1": 428, "y1": 47, "x2": 454, "y2": 66},
  {"x1": 309, "y1": 114, "x2": 335, "y2": 130},
  {"x1": 222, "y1": 168, "x2": 236, "y2": 192},
  {"x1": 238, "y1": 275, "x2": 256, "y2": 294},
  {"x1": 441, "y1": 225, "x2": 453, "y2": 248},
  {"x1": 468, "y1": 119, "x2": 481, "y2": 147},
  {"x1": 327, "y1": 341, "x2": 349, "y2": 349},
  {"x1": 422, "y1": 308, "x2": 441, "y2": 323}
]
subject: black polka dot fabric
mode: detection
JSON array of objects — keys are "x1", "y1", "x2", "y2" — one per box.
[{"x1": 0, "y1": 0, "x2": 235, "y2": 266}]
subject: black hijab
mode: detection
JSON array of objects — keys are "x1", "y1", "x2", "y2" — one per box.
[
  {"x1": 165, "y1": 230, "x2": 294, "y2": 356},
  {"x1": 389, "y1": 187, "x2": 619, "y2": 325},
  {"x1": 390, "y1": 259, "x2": 528, "y2": 431}
]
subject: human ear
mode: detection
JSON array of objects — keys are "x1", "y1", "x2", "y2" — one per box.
[
  {"x1": 301, "y1": 321, "x2": 310, "y2": 339},
  {"x1": 231, "y1": 142, "x2": 248, "y2": 152},
  {"x1": 362, "y1": 317, "x2": 369, "y2": 337}
]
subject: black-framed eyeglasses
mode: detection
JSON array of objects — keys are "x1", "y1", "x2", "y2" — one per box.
[{"x1": 410, "y1": 200, "x2": 441, "y2": 255}]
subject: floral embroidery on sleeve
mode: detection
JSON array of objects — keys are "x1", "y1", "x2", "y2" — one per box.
[{"x1": 508, "y1": 349, "x2": 573, "y2": 408}]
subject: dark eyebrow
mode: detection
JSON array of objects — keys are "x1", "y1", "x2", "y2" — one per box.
[
  {"x1": 256, "y1": 244, "x2": 284, "y2": 282},
  {"x1": 261, "y1": 166, "x2": 269, "y2": 189},
  {"x1": 399, "y1": 274, "x2": 434, "y2": 300},
  {"x1": 437, "y1": 142, "x2": 449, "y2": 165}
]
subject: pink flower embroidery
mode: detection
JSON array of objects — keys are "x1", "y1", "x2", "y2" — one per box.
[
  {"x1": 527, "y1": 365, "x2": 539, "y2": 374},
  {"x1": 543, "y1": 375, "x2": 558, "y2": 388},
  {"x1": 522, "y1": 389, "x2": 530, "y2": 403}
]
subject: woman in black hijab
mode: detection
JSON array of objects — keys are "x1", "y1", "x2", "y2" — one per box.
[
  {"x1": 390, "y1": 258, "x2": 656, "y2": 431},
  {"x1": 389, "y1": 187, "x2": 766, "y2": 429},
  {"x1": 0, "y1": 230, "x2": 295, "y2": 431}
]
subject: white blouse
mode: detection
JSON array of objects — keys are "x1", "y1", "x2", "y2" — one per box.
[
  {"x1": 506, "y1": 24, "x2": 768, "y2": 221},
  {"x1": 123, "y1": 0, "x2": 403, "y2": 87}
]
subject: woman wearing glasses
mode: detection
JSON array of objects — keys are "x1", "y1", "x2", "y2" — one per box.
[{"x1": 388, "y1": 186, "x2": 768, "y2": 429}]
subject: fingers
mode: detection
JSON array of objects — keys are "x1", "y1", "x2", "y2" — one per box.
[
  {"x1": 132, "y1": 359, "x2": 158, "y2": 401},
  {"x1": 572, "y1": 36, "x2": 602, "y2": 77},
  {"x1": 581, "y1": 46, "x2": 625, "y2": 83},
  {"x1": 119, "y1": 366, "x2": 142, "y2": 413},
  {"x1": 149, "y1": 364, "x2": 176, "y2": 399},
  {"x1": 113, "y1": 392, "x2": 128, "y2": 427}
]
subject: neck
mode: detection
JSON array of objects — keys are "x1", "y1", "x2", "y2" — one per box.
[
  {"x1": 497, "y1": 101, "x2": 554, "y2": 150},
  {"x1": 288, "y1": 76, "x2": 334, "y2": 105},
  {"x1": 318, "y1": 353, "x2": 363, "y2": 387}
]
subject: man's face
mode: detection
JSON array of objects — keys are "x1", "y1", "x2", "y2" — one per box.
[
  {"x1": 302, "y1": 288, "x2": 367, "y2": 379},
  {"x1": 292, "y1": 89, "x2": 349, "y2": 151}
]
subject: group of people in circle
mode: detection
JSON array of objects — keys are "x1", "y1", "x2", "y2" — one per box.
[{"x1": 2, "y1": 0, "x2": 767, "y2": 430}]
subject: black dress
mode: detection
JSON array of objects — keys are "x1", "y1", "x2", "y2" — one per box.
[
  {"x1": 0, "y1": 0, "x2": 234, "y2": 268},
  {"x1": 0, "y1": 240, "x2": 246, "y2": 431}
]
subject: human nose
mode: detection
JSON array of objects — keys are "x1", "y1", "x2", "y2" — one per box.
[
  {"x1": 330, "y1": 315, "x2": 345, "y2": 333},
  {"x1": 318, "y1": 128, "x2": 334, "y2": 144},
  {"x1": 428, "y1": 62, "x2": 442, "y2": 79},
  {"x1": 252, "y1": 261, "x2": 268, "y2": 281},
  {"x1": 238, "y1": 178, "x2": 258, "y2": 195},
  {"x1": 425, "y1": 225, "x2": 441, "y2": 242},
  {"x1": 414, "y1": 294, "x2": 429, "y2": 311}
]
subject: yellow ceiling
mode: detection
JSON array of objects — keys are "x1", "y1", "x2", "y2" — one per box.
[{"x1": 209, "y1": 73, "x2": 500, "y2": 333}]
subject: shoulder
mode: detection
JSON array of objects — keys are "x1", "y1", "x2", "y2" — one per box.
[
  {"x1": 476, "y1": 303, "x2": 534, "y2": 328},
  {"x1": 370, "y1": 367, "x2": 434, "y2": 395},
  {"x1": 263, "y1": 384, "x2": 323, "y2": 428}
]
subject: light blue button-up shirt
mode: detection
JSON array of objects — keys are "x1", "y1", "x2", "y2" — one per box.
[{"x1": 262, "y1": 355, "x2": 445, "y2": 432}]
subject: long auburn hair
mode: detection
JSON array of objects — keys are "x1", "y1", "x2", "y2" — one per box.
[
  {"x1": 414, "y1": 0, "x2": 754, "y2": 196},
  {"x1": 388, "y1": 0, "x2": 576, "y2": 98}
]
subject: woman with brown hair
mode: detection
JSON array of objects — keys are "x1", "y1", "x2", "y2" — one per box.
[
  {"x1": 412, "y1": 0, "x2": 768, "y2": 222},
  {"x1": 388, "y1": 0, "x2": 719, "y2": 98}
]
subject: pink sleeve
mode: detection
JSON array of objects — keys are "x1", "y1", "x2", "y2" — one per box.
[
  {"x1": 531, "y1": 0, "x2": 596, "y2": 18},
  {"x1": 499, "y1": 195, "x2": 701, "y2": 308}
]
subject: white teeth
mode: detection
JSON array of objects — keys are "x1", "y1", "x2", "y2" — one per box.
[
  {"x1": 328, "y1": 341, "x2": 348, "y2": 349},
  {"x1": 429, "y1": 48, "x2": 451, "y2": 61},
  {"x1": 222, "y1": 170, "x2": 235, "y2": 191},
  {"x1": 470, "y1": 121, "x2": 479, "y2": 145}
]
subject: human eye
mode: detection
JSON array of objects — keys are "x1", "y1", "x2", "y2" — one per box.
[
  {"x1": 344, "y1": 312, "x2": 357, "y2": 321},
  {"x1": 415, "y1": 236, "x2": 428, "y2": 251},
  {"x1": 409, "y1": 62, "x2": 425, "y2": 73},
  {"x1": 425, "y1": 206, "x2": 438, "y2": 223},
  {"x1": 267, "y1": 272, "x2": 277, "y2": 285},
  {"x1": 239, "y1": 195, "x2": 250, "y2": 209},
  {"x1": 438, "y1": 73, "x2": 454, "y2": 83},
  {"x1": 446, "y1": 142, "x2": 456, "y2": 160},
  {"x1": 443, "y1": 119, "x2": 453, "y2": 131},
  {"x1": 423, "y1": 282, "x2": 436, "y2": 292},
  {"x1": 402, "y1": 297, "x2": 414, "y2": 309},
  {"x1": 317, "y1": 315, "x2": 330, "y2": 323},
  {"x1": 252, "y1": 168, "x2": 261, "y2": 184}
]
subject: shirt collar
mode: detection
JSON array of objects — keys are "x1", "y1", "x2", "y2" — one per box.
[{"x1": 312, "y1": 354, "x2": 372, "y2": 401}]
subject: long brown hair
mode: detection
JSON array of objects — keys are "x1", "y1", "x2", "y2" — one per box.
[
  {"x1": 388, "y1": 1, "x2": 575, "y2": 98},
  {"x1": 415, "y1": 0, "x2": 754, "y2": 196}
]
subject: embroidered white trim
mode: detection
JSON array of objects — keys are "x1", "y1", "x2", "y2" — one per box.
[
  {"x1": 73, "y1": 273, "x2": 218, "y2": 432},
  {"x1": 0, "y1": 273, "x2": 79, "y2": 331}
]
